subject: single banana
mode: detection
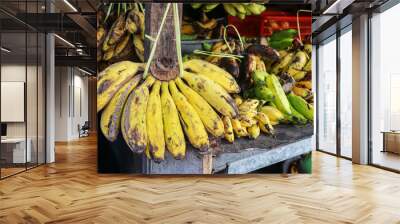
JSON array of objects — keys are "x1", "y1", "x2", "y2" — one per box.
[
  {"x1": 100, "y1": 75, "x2": 142, "y2": 141},
  {"x1": 161, "y1": 82, "x2": 186, "y2": 159},
  {"x1": 222, "y1": 116, "x2": 234, "y2": 143},
  {"x1": 183, "y1": 59, "x2": 240, "y2": 93},
  {"x1": 248, "y1": 124, "x2": 260, "y2": 139},
  {"x1": 103, "y1": 47, "x2": 115, "y2": 61},
  {"x1": 260, "y1": 106, "x2": 284, "y2": 123},
  {"x1": 289, "y1": 51, "x2": 308, "y2": 70},
  {"x1": 232, "y1": 3, "x2": 246, "y2": 14},
  {"x1": 169, "y1": 81, "x2": 209, "y2": 152},
  {"x1": 182, "y1": 71, "x2": 238, "y2": 118},
  {"x1": 231, "y1": 118, "x2": 248, "y2": 137},
  {"x1": 223, "y1": 4, "x2": 237, "y2": 16},
  {"x1": 233, "y1": 95, "x2": 243, "y2": 106},
  {"x1": 121, "y1": 76, "x2": 155, "y2": 153},
  {"x1": 271, "y1": 52, "x2": 294, "y2": 74},
  {"x1": 256, "y1": 112, "x2": 274, "y2": 134},
  {"x1": 133, "y1": 34, "x2": 145, "y2": 62},
  {"x1": 97, "y1": 61, "x2": 142, "y2": 112},
  {"x1": 175, "y1": 78, "x2": 224, "y2": 137},
  {"x1": 147, "y1": 81, "x2": 165, "y2": 162},
  {"x1": 114, "y1": 34, "x2": 130, "y2": 56}
]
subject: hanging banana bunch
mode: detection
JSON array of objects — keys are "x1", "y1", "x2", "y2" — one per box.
[{"x1": 97, "y1": 3, "x2": 145, "y2": 65}]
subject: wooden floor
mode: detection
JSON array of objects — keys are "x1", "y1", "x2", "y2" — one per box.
[{"x1": 1, "y1": 135, "x2": 400, "y2": 224}]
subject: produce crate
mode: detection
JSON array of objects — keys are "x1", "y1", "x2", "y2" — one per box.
[{"x1": 227, "y1": 10, "x2": 311, "y2": 38}]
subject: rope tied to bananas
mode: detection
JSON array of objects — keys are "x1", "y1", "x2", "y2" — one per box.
[{"x1": 223, "y1": 24, "x2": 244, "y2": 54}]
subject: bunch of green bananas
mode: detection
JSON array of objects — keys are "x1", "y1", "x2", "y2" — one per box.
[
  {"x1": 191, "y1": 3, "x2": 266, "y2": 20},
  {"x1": 98, "y1": 59, "x2": 241, "y2": 162},
  {"x1": 97, "y1": 5, "x2": 145, "y2": 63}
]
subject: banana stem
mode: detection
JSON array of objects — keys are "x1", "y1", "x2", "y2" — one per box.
[
  {"x1": 143, "y1": 3, "x2": 172, "y2": 79},
  {"x1": 123, "y1": 3, "x2": 127, "y2": 13},
  {"x1": 223, "y1": 24, "x2": 244, "y2": 53},
  {"x1": 173, "y1": 4, "x2": 184, "y2": 77}
]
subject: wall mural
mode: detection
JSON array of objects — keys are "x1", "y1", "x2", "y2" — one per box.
[{"x1": 97, "y1": 2, "x2": 313, "y2": 174}]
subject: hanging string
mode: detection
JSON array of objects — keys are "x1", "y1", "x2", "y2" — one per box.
[
  {"x1": 104, "y1": 3, "x2": 114, "y2": 23},
  {"x1": 143, "y1": 3, "x2": 172, "y2": 78},
  {"x1": 173, "y1": 4, "x2": 184, "y2": 77},
  {"x1": 193, "y1": 50, "x2": 243, "y2": 61},
  {"x1": 296, "y1": 10, "x2": 312, "y2": 44},
  {"x1": 223, "y1": 24, "x2": 244, "y2": 54}
]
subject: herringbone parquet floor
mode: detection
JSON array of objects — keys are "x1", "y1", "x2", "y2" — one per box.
[{"x1": 1, "y1": 135, "x2": 400, "y2": 224}]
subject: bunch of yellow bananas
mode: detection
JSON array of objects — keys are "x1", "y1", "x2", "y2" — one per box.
[
  {"x1": 191, "y1": 3, "x2": 266, "y2": 20},
  {"x1": 98, "y1": 59, "x2": 241, "y2": 162},
  {"x1": 270, "y1": 44, "x2": 313, "y2": 100},
  {"x1": 222, "y1": 96, "x2": 275, "y2": 143},
  {"x1": 97, "y1": 6, "x2": 145, "y2": 63}
]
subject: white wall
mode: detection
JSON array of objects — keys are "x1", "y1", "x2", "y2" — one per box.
[{"x1": 54, "y1": 67, "x2": 89, "y2": 141}]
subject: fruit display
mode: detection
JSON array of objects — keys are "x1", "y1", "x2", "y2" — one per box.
[
  {"x1": 98, "y1": 3, "x2": 313, "y2": 164},
  {"x1": 191, "y1": 3, "x2": 266, "y2": 20},
  {"x1": 97, "y1": 3, "x2": 145, "y2": 68}
]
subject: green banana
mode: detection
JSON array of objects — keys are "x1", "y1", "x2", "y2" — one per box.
[
  {"x1": 287, "y1": 93, "x2": 313, "y2": 121},
  {"x1": 270, "y1": 29, "x2": 298, "y2": 42},
  {"x1": 266, "y1": 74, "x2": 292, "y2": 115},
  {"x1": 223, "y1": 4, "x2": 237, "y2": 16}
]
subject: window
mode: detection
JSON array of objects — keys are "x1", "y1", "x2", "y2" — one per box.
[
  {"x1": 339, "y1": 27, "x2": 352, "y2": 158},
  {"x1": 317, "y1": 35, "x2": 337, "y2": 154},
  {"x1": 370, "y1": 3, "x2": 400, "y2": 171}
]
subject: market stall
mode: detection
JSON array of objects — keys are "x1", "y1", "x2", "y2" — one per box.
[{"x1": 97, "y1": 2, "x2": 313, "y2": 174}]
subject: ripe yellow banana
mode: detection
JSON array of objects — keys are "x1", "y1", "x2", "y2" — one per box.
[
  {"x1": 239, "y1": 116, "x2": 257, "y2": 128},
  {"x1": 147, "y1": 81, "x2": 165, "y2": 162},
  {"x1": 248, "y1": 124, "x2": 260, "y2": 139},
  {"x1": 160, "y1": 82, "x2": 186, "y2": 160},
  {"x1": 169, "y1": 81, "x2": 209, "y2": 152},
  {"x1": 222, "y1": 116, "x2": 234, "y2": 143},
  {"x1": 97, "y1": 61, "x2": 142, "y2": 112},
  {"x1": 260, "y1": 106, "x2": 284, "y2": 123},
  {"x1": 257, "y1": 112, "x2": 274, "y2": 134},
  {"x1": 133, "y1": 35, "x2": 144, "y2": 62},
  {"x1": 182, "y1": 71, "x2": 238, "y2": 118},
  {"x1": 231, "y1": 118, "x2": 248, "y2": 137},
  {"x1": 115, "y1": 34, "x2": 130, "y2": 56},
  {"x1": 238, "y1": 99, "x2": 259, "y2": 112},
  {"x1": 233, "y1": 95, "x2": 243, "y2": 106},
  {"x1": 100, "y1": 75, "x2": 142, "y2": 141},
  {"x1": 121, "y1": 76, "x2": 155, "y2": 153},
  {"x1": 175, "y1": 78, "x2": 224, "y2": 137},
  {"x1": 183, "y1": 59, "x2": 240, "y2": 93}
]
